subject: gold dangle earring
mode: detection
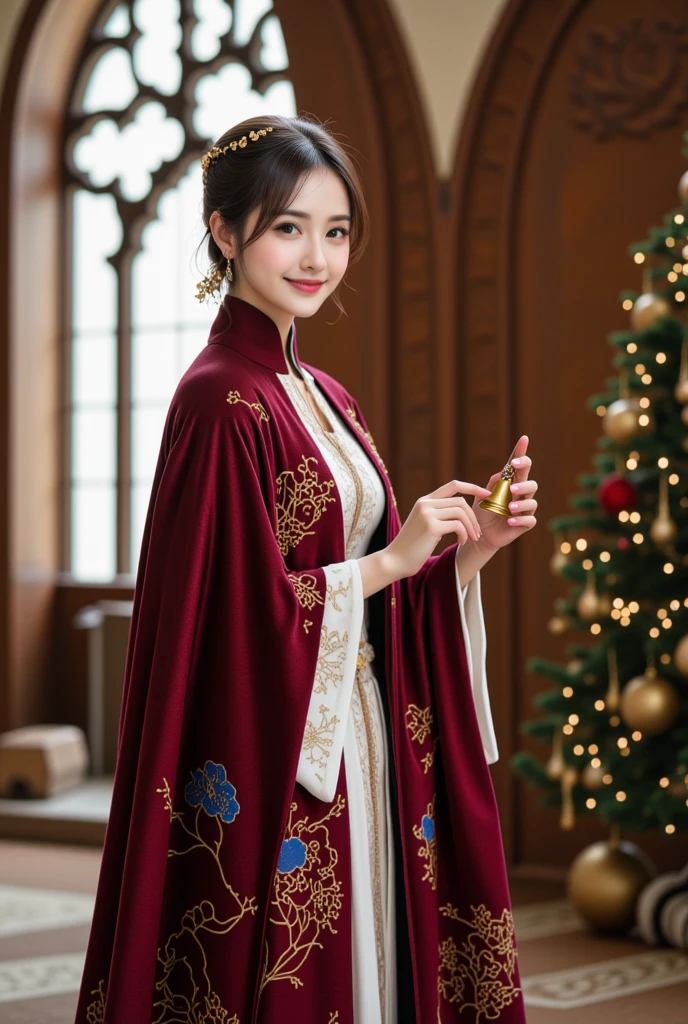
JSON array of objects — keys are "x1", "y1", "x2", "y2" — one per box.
[{"x1": 225, "y1": 253, "x2": 233, "y2": 284}]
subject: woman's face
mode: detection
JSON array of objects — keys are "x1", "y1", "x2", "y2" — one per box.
[{"x1": 211, "y1": 166, "x2": 351, "y2": 339}]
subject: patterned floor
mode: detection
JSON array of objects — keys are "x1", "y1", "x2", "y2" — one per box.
[{"x1": 0, "y1": 843, "x2": 687, "y2": 1021}]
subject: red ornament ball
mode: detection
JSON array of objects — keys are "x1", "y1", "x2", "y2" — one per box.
[
  {"x1": 617, "y1": 537, "x2": 630, "y2": 550},
  {"x1": 597, "y1": 474, "x2": 638, "y2": 516}
]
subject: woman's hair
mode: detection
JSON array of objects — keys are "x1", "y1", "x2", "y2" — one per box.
[{"x1": 196, "y1": 114, "x2": 370, "y2": 315}]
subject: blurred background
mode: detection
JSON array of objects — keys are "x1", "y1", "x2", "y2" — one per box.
[{"x1": 1, "y1": 0, "x2": 688, "y2": 1019}]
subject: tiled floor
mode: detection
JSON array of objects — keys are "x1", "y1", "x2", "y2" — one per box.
[{"x1": 0, "y1": 839, "x2": 687, "y2": 1021}]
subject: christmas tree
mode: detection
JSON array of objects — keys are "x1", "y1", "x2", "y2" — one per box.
[{"x1": 512, "y1": 133, "x2": 688, "y2": 847}]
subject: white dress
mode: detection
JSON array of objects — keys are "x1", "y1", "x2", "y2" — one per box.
[{"x1": 276, "y1": 359, "x2": 498, "y2": 1024}]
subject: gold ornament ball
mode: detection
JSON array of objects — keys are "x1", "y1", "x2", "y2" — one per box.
[
  {"x1": 581, "y1": 762, "x2": 606, "y2": 790},
  {"x1": 547, "y1": 615, "x2": 569, "y2": 636},
  {"x1": 550, "y1": 550, "x2": 570, "y2": 575},
  {"x1": 602, "y1": 399, "x2": 653, "y2": 442},
  {"x1": 577, "y1": 588, "x2": 601, "y2": 621},
  {"x1": 679, "y1": 170, "x2": 688, "y2": 202},
  {"x1": 649, "y1": 514, "x2": 678, "y2": 545},
  {"x1": 630, "y1": 293, "x2": 673, "y2": 331},
  {"x1": 675, "y1": 378, "x2": 688, "y2": 404},
  {"x1": 619, "y1": 673, "x2": 680, "y2": 735},
  {"x1": 567, "y1": 839, "x2": 656, "y2": 932},
  {"x1": 673, "y1": 634, "x2": 688, "y2": 677}
]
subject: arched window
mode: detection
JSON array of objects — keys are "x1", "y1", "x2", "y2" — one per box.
[{"x1": 64, "y1": 0, "x2": 296, "y2": 581}]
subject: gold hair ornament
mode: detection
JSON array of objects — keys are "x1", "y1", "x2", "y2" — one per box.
[
  {"x1": 200, "y1": 126, "x2": 274, "y2": 184},
  {"x1": 196, "y1": 127, "x2": 273, "y2": 302}
]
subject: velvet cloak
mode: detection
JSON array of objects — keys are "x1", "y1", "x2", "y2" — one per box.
[{"x1": 75, "y1": 295, "x2": 525, "y2": 1024}]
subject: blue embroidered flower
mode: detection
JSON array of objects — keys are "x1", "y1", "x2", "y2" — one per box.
[
  {"x1": 184, "y1": 761, "x2": 240, "y2": 823},
  {"x1": 421, "y1": 813, "x2": 435, "y2": 842},
  {"x1": 278, "y1": 837, "x2": 308, "y2": 874}
]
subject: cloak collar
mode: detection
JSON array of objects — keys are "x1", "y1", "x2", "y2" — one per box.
[{"x1": 208, "y1": 293, "x2": 301, "y2": 375}]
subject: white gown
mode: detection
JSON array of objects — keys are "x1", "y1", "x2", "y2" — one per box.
[{"x1": 276, "y1": 360, "x2": 498, "y2": 1024}]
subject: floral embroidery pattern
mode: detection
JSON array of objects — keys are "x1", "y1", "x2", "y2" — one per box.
[
  {"x1": 303, "y1": 619, "x2": 312, "y2": 634},
  {"x1": 346, "y1": 407, "x2": 398, "y2": 508},
  {"x1": 406, "y1": 704, "x2": 439, "y2": 775},
  {"x1": 153, "y1": 765, "x2": 256, "y2": 1022},
  {"x1": 328, "y1": 1014, "x2": 339, "y2": 1023},
  {"x1": 85, "y1": 979, "x2": 106, "y2": 1023},
  {"x1": 199, "y1": 991, "x2": 239, "y2": 1022},
  {"x1": 288, "y1": 572, "x2": 324, "y2": 610},
  {"x1": 302, "y1": 704, "x2": 341, "y2": 773},
  {"x1": 422, "y1": 740, "x2": 439, "y2": 774},
  {"x1": 413, "y1": 797, "x2": 437, "y2": 890},
  {"x1": 184, "y1": 760, "x2": 240, "y2": 822},
  {"x1": 226, "y1": 388, "x2": 269, "y2": 422},
  {"x1": 326, "y1": 576, "x2": 351, "y2": 611},
  {"x1": 406, "y1": 704, "x2": 433, "y2": 744},
  {"x1": 275, "y1": 456, "x2": 337, "y2": 554},
  {"x1": 313, "y1": 627, "x2": 349, "y2": 695},
  {"x1": 261, "y1": 795, "x2": 346, "y2": 991},
  {"x1": 438, "y1": 903, "x2": 521, "y2": 1020}
]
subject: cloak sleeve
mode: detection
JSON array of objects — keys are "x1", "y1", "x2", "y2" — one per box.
[
  {"x1": 296, "y1": 559, "x2": 364, "y2": 801},
  {"x1": 454, "y1": 563, "x2": 499, "y2": 764},
  {"x1": 76, "y1": 382, "x2": 362, "y2": 1023}
]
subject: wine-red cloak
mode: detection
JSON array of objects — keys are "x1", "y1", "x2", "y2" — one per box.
[{"x1": 75, "y1": 295, "x2": 525, "y2": 1023}]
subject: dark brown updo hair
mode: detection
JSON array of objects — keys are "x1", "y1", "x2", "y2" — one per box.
[{"x1": 196, "y1": 114, "x2": 370, "y2": 315}]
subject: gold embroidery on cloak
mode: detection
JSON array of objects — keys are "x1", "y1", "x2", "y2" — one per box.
[
  {"x1": 438, "y1": 903, "x2": 521, "y2": 1020},
  {"x1": 288, "y1": 572, "x2": 324, "y2": 609},
  {"x1": 153, "y1": 767, "x2": 256, "y2": 1022},
  {"x1": 275, "y1": 456, "x2": 337, "y2": 555},
  {"x1": 313, "y1": 627, "x2": 350, "y2": 694},
  {"x1": 406, "y1": 704, "x2": 439, "y2": 774},
  {"x1": 261, "y1": 795, "x2": 345, "y2": 991},
  {"x1": 302, "y1": 704, "x2": 340, "y2": 771},
  {"x1": 326, "y1": 576, "x2": 351, "y2": 611},
  {"x1": 227, "y1": 389, "x2": 269, "y2": 422},
  {"x1": 85, "y1": 979, "x2": 106, "y2": 1023},
  {"x1": 406, "y1": 704, "x2": 433, "y2": 744},
  {"x1": 413, "y1": 795, "x2": 437, "y2": 890}
]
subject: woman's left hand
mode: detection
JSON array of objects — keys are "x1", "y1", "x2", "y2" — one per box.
[{"x1": 472, "y1": 435, "x2": 537, "y2": 552}]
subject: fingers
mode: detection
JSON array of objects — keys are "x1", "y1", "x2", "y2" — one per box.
[
  {"x1": 420, "y1": 495, "x2": 482, "y2": 540},
  {"x1": 429, "y1": 479, "x2": 493, "y2": 501},
  {"x1": 510, "y1": 479, "x2": 537, "y2": 497},
  {"x1": 507, "y1": 514, "x2": 536, "y2": 529},
  {"x1": 432, "y1": 505, "x2": 481, "y2": 542},
  {"x1": 508, "y1": 498, "x2": 537, "y2": 513}
]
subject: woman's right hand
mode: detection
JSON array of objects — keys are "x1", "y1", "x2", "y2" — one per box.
[{"x1": 384, "y1": 479, "x2": 494, "y2": 579}]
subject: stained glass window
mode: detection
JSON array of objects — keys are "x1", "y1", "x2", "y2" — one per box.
[{"x1": 64, "y1": 0, "x2": 296, "y2": 580}]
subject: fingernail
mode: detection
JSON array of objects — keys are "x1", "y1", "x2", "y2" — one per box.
[
  {"x1": 509, "y1": 502, "x2": 519, "y2": 511},
  {"x1": 508, "y1": 518, "x2": 517, "y2": 525},
  {"x1": 511, "y1": 484, "x2": 520, "y2": 492},
  {"x1": 512, "y1": 458, "x2": 524, "y2": 465}
]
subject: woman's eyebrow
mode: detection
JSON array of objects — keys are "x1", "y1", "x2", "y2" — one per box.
[{"x1": 275, "y1": 209, "x2": 351, "y2": 222}]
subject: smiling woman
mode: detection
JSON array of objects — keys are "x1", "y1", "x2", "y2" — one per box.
[
  {"x1": 196, "y1": 113, "x2": 370, "y2": 334},
  {"x1": 74, "y1": 114, "x2": 524, "y2": 1024}
]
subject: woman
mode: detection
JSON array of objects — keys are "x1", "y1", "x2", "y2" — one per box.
[{"x1": 76, "y1": 114, "x2": 536, "y2": 1023}]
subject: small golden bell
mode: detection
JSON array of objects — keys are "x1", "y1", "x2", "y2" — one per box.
[{"x1": 478, "y1": 461, "x2": 515, "y2": 516}]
